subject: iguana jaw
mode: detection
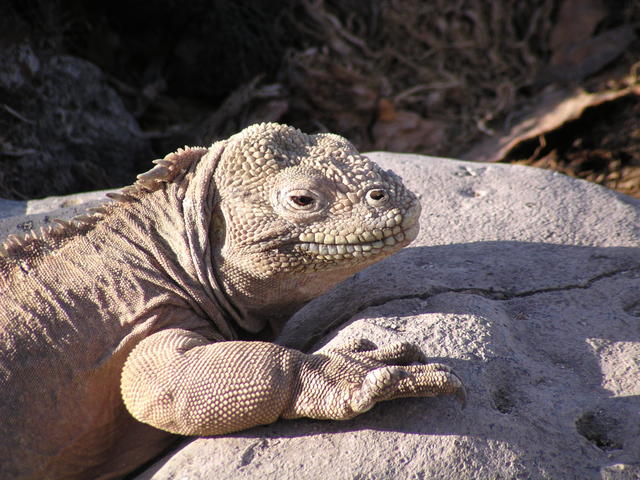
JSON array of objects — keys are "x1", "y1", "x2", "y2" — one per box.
[{"x1": 295, "y1": 204, "x2": 420, "y2": 261}]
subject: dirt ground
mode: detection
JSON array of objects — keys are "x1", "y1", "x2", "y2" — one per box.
[{"x1": 1, "y1": 0, "x2": 639, "y2": 199}]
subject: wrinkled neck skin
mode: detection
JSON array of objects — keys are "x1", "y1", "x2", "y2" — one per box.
[
  {"x1": 213, "y1": 258, "x2": 358, "y2": 338},
  {"x1": 211, "y1": 243, "x2": 392, "y2": 339},
  {"x1": 172, "y1": 143, "x2": 246, "y2": 338},
  {"x1": 103, "y1": 144, "x2": 243, "y2": 340}
]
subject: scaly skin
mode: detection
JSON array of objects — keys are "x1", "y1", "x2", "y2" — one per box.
[{"x1": 0, "y1": 123, "x2": 464, "y2": 480}]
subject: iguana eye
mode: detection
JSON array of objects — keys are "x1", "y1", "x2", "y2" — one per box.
[
  {"x1": 290, "y1": 195, "x2": 314, "y2": 207},
  {"x1": 366, "y1": 188, "x2": 388, "y2": 206},
  {"x1": 283, "y1": 189, "x2": 320, "y2": 211}
]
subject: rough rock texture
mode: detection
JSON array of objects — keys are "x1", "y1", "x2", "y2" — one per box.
[
  {"x1": 0, "y1": 43, "x2": 151, "y2": 199},
  {"x1": 1, "y1": 153, "x2": 639, "y2": 479}
]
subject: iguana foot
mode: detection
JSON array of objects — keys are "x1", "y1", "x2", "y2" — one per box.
[
  {"x1": 352, "y1": 362, "x2": 466, "y2": 413},
  {"x1": 334, "y1": 340, "x2": 466, "y2": 412},
  {"x1": 287, "y1": 339, "x2": 466, "y2": 421}
]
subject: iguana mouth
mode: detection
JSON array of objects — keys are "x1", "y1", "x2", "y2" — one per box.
[{"x1": 296, "y1": 211, "x2": 419, "y2": 258}]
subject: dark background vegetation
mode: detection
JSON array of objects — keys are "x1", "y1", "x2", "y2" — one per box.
[{"x1": 1, "y1": 0, "x2": 638, "y2": 199}]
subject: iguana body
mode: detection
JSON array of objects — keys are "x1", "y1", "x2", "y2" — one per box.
[{"x1": 0, "y1": 123, "x2": 464, "y2": 479}]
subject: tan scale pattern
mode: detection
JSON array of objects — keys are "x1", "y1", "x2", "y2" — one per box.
[
  {"x1": 122, "y1": 329, "x2": 298, "y2": 435},
  {"x1": 210, "y1": 123, "x2": 423, "y2": 314}
]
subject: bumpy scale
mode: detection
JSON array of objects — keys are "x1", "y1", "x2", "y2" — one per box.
[{"x1": 0, "y1": 123, "x2": 464, "y2": 480}]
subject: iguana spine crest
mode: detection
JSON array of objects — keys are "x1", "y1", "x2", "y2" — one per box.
[{"x1": 0, "y1": 146, "x2": 208, "y2": 261}]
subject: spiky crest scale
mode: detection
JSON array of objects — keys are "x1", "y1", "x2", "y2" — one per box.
[{"x1": 0, "y1": 146, "x2": 209, "y2": 268}]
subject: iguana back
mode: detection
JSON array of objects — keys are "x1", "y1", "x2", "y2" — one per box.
[{"x1": 1, "y1": 145, "x2": 222, "y2": 478}]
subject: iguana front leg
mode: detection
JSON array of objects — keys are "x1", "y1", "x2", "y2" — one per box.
[{"x1": 121, "y1": 329, "x2": 465, "y2": 436}]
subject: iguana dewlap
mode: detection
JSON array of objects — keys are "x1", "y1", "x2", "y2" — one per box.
[{"x1": 0, "y1": 123, "x2": 464, "y2": 480}]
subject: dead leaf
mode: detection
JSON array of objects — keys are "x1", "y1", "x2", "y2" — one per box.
[
  {"x1": 372, "y1": 98, "x2": 447, "y2": 153},
  {"x1": 541, "y1": 25, "x2": 636, "y2": 83},
  {"x1": 549, "y1": 0, "x2": 606, "y2": 58},
  {"x1": 462, "y1": 86, "x2": 640, "y2": 163}
]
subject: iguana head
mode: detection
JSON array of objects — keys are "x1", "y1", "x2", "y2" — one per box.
[{"x1": 211, "y1": 123, "x2": 421, "y2": 327}]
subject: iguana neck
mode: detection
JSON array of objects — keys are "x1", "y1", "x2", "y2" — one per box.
[
  {"x1": 77, "y1": 149, "x2": 243, "y2": 340},
  {"x1": 212, "y1": 256, "x2": 377, "y2": 339},
  {"x1": 130, "y1": 149, "x2": 244, "y2": 339}
]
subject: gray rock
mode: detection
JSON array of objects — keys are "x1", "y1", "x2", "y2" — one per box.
[
  {"x1": 1, "y1": 154, "x2": 639, "y2": 480},
  {"x1": 0, "y1": 190, "x2": 112, "y2": 241}
]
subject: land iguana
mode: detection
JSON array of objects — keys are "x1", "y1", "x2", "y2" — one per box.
[{"x1": 0, "y1": 123, "x2": 465, "y2": 479}]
